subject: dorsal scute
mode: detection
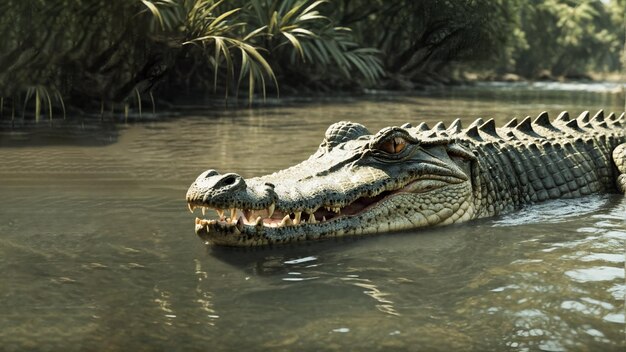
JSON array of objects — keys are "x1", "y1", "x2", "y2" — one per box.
[
  {"x1": 533, "y1": 111, "x2": 554, "y2": 129},
  {"x1": 408, "y1": 109, "x2": 623, "y2": 146},
  {"x1": 463, "y1": 125, "x2": 482, "y2": 141},
  {"x1": 447, "y1": 118, "x2": 463, "y2": 134},
  {"x1": 565, "y1": 119, "x2": 583, "y2": 132},
  {"x1": 468, "y1": 118, "x2": 484, "y2": 129},
  {"x1": 577, "y1": 111, "x2": 590, "y2": 123},
  {"x1": 516, "y1": 116, "x2": 534, "y2": 134},
  {"x1": 433, "y1": 121, "x2": 447, "y2": 131},
  {"x1": 556, "y1": 111, "x2": 570, "y2": 122},
  {"x1": 416, "y1": 122, "x2": 430, "y2": 131},
  {"x1": 503, "y1": 118, "x2": 518, "y2": 128},
  {"x1": 592, "y1": 110, "x2": 604, "y2": 123},
  {"x1": 479, "y1": 118, "x2": 498, "y2": 137},
  {"x1": 607, "y1": 112, "x2": 616, "y2": 121}
]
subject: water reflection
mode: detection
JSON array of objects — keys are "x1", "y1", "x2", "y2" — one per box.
[
  {"x1": 208, "y1": 241, "x2": 408, "y2": 321},
  {"x1": 473, "y1": 81, "x2": 623, "y2": 93},
  {"x1": 193, "y1": 259, "x2": 220, "y2": 326},
  {"x1": 342, "y1": 277, "x2": 400, "y2": 316},
  {"x1": 0, "y1": 120, "x2": 120, "y2": 147}
]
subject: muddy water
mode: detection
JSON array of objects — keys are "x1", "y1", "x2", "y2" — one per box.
[{"x1": 0, "y1": 83, "x2": 624, "y2": 351}]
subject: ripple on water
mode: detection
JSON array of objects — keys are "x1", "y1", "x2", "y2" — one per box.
[
  {"x1": 493, "y1": 196, "x2": 607, "y2": 226},
  {"x1": 579, "y1": 253, "x2": 624, "y2": 263},
  {"x1": 283, "y1": 256, "x2": 318, "y2": 265},
  {"x1": 457, "y1": 195, "x2": 625, "y2": 351},
  {"x1": 603, "y1": 313, "x2": 626, "y2": 324},
  {"x1": 565, "y1": 267, "x2": 625, "y2": 283}
]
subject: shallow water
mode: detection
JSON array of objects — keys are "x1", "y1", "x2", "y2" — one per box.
[{"x1": 1, "y1": 84, "x2": 624, "y2": 351}]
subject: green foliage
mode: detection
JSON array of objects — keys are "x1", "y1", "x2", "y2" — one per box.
[
  {"x1": 0, "y1": 0, "x2": 623, "y2": 119},
  {"x1": 331, "y1": 0, "x2": 519, "y2": 83},
  {"x1": 331, "y1": 0, "x2": 623, "y2": 82},
  {"x1": 0, "y1": 1, "x2": 164, "y2": 116},
  {"x1": 180, "y1": 1, "x2": 279, "y2": 100},
  {"x1": 495, "y1": 0, "x2": 624, "y2": 78},
  {"x1": 242, "y1": 0, "x2": 384, "y2": 85},
  {"x1": 0, "y1": 0, "x2": 383, "y2": 116}
]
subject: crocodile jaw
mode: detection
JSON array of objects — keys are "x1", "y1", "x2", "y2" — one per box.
[{"x1": 191, "y1": 181, "x2": 475, "y2": 246}]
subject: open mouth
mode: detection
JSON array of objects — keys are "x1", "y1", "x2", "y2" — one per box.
[
  {"x1": 190, "y1": 190, "x2": 388, "y2": 231},
  {"x1": 188, "y1": 177, "x2": 452, "y2": 233}
]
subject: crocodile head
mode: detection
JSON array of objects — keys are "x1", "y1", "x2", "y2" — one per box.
[{"x1": 186, "y1": 121, "x2": 479, "y2": 246}]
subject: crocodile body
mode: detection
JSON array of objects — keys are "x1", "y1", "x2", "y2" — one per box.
[{"x1": 186, "y1": 110, "x2": 626, "y2": 246}]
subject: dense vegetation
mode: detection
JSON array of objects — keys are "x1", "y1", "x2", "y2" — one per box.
[{"x1": 0, "y1": 0, "x2": 624, "y2": 119}]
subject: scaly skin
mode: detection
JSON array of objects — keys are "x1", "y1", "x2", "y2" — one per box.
[{"x1": 186, "y1": 110, "x2": 626, "y2": 246}]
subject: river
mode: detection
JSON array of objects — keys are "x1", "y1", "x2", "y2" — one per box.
[{"x1": 1, "y1": 82, "x2": 624, "y2": 351}]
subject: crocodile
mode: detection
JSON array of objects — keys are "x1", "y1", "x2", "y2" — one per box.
[{"x1": 186, "y1": 110, "x2": 626, "y2": 246}]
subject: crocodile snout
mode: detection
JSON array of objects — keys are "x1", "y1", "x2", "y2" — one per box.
[
  {"x1": 187, "y1": 170, "x2": 247, "y2": 203},
  {"x1": 186, "y1": 169, "x2": 277, "y2": 211}
]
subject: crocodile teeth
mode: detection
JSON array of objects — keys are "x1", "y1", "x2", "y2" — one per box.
[
  {"x1": 195, "y1": 217, "x2": 212, "y2": 232},
  {"x1": 234, "y1": 209, "x2": 246, "y2": 224},
  {"x1": 194, "y1": 217, "x2": 202, "y2": 231},
  {"x1": 324, "y1": 206, "x2": 341, "y2": 213},
  {"x1": 188, "y1": 204, "x2": 195, "y2": 213},
  {"x1": 279, "y1": 214, "x2": 292, "y2": 227},
  {"x1": 236, "y1": 216, "x2": 244, "y2": 232},
  {"x1": 267, "y1": 203, "x2": 275, "y2": 218},
  {"x1": 322, "y1": 216, "x2": 327, "y2": 222},
  {"x1": 216, "y1": 209, "x2": 224, "y2": 220},
  {"x1": 293, "y1": 211, "x2": 302, "y2": 225},
  {"x1": 201, "y1": 207, "x2": 206, "y2": 216},
  {"x1": 308, "y1": 213, "x2": 317, "y2": 224},
  {"x1": 255, "y1": 216, "x2": 263, "y2": 226},
  {"x1": 230, "y1": 208, "x2": 237, "y2": 223}
]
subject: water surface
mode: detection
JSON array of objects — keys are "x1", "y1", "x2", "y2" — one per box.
[{"x1": 1, "y1": 84, "x2": 624, "y2": 351}]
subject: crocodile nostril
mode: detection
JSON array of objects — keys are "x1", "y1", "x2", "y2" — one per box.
[{"x1": 222, "y1": 175, "x2": 237, "y2": 186}]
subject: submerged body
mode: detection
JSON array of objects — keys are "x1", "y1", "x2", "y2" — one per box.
[{"x1": 186, "y1": 110, "x2": 626, "y2": 246}]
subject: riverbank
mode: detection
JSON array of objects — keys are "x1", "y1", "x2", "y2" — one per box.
[{"x1": 1, "y1": 80, "x2": 624, "y2": 129}]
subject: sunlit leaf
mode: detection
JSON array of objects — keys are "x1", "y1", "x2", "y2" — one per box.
[
  {"x1": 140, "y1": 0, "x2": 165, "y2": 29},
  {"x1": 35, "y1": 87, "x2": 41, "y2": 122},
  {"x1": 282, "y1": 31, "x2": 304, "y2": 59},
  {"x1": 135, "y1": 88, "x2": 142, "y2": 118}
]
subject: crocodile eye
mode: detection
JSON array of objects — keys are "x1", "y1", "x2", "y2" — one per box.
[{"x1": 377, "y1": 137, "x2": 407, "y2": 154}]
